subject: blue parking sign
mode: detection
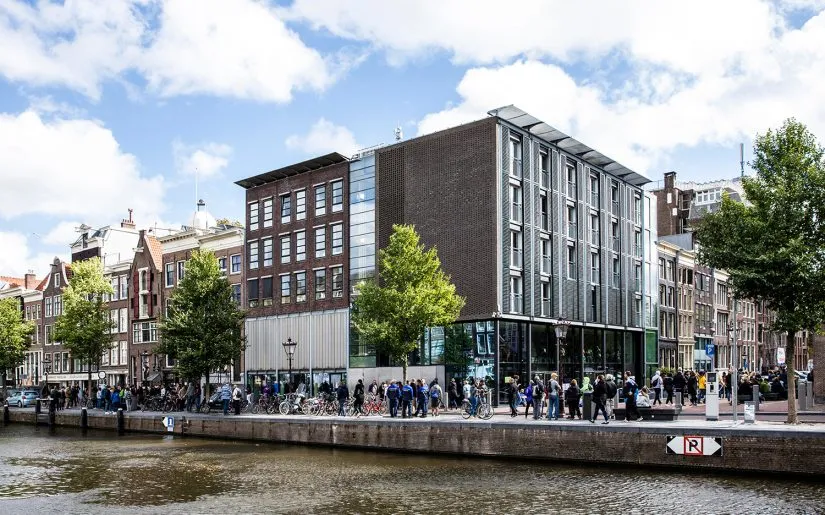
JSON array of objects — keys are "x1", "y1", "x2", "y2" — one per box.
[{"x1": 705, "y1": 343, "x2": 715, "y2": 356}]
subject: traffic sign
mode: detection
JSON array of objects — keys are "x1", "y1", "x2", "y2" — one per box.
[
  {"x1": 705, "y1": 343, "x2": 715, "y2": 356},
  {"x1": 666, "y1": 435, "x2": 722, "y2": 456}
]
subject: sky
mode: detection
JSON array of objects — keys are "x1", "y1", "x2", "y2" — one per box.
[{"x1": 2, "y1": 0, "x2": 825, "y2": 278}]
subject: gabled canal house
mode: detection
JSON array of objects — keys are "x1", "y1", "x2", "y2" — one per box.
[{"x1": 237, "y1": 105, "x2": 658, "y2": 401}]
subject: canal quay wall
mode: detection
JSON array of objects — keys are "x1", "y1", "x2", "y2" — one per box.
[{"x1": 6, "y1": 409, "x2": 825, "y2": 478}]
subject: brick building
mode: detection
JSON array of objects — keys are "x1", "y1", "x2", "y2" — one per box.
[
  {"x1": 656, "y1": 241, "x2": 678, "y2": 369},
  {"x1": 0, "y1": 273, "x2": 45, "y2": 387},
  {"x1": 236, "y1": 157, "x2": 350, "y2": 392}
]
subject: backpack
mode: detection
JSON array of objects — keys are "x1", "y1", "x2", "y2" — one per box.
[
  {"x1": 605, "y1": 381, "x2": 618, "y2": 399},
  {"x1": 534, "y1": 382, "x2": 544, "y2": 396},
  {"x1": 430, "y1": 386, "x2": 440, "y2": 398}
]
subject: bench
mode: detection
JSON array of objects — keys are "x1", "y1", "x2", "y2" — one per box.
[{"x1": 612, "y1": 406, "x2": 680, "y2": 421}]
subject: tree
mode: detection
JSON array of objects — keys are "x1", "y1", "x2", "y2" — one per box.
[
  {"x1": 53, "y1": 257, "x2": 115, "y2": 396},
  {"x1": 215, "y1": 217, "x2": 244, "y2": 228},
  {"x1": 157, "y1": 250, "x2": 246, "y2": 385},
  {"x1": 695, "y1": 118, "x2": 825, "y2": 424},
  {"x1": 444, "y1": 324, "x2": 474, "y2": 373},
  {"x1": 0, "y1": 298, "x2": 34, "y2": 398},
  {"x1": 352, "y1": 224, "x2": 465, "y2": 381}
]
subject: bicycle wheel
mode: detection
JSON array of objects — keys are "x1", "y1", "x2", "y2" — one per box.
[
  {"x1": 479, "y1": 403, "x2": 494, "y2": 420},
  {"x1": 460, "y1": 400, "x2": 472, "y2": 419},
  {"x1": 279, "y1": 401, "x2": 291, "y2": 415},
  {"x1": 379, "y1": 399, "x2": 388, "y2": 415},
  {"x1": 201, "y1": 404, "x2": 211, "y2": 414}
]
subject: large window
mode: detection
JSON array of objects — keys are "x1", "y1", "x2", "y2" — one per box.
[
  {"x1": 315, "y1": 227, "x2": 326, "y2": 258},
  {"x1": 45, "y1": 297, "x2": 52, "y2": 317},
  {"x1": 247, "y1": 278, "x2": 259, "y2": 307},
  {"x1": 295, "y1": 272, "x2": 307, "y2": 302},
  {"x1": 231, "y1": 284, "x2": 241, "y2": 306},
  {"x1": 541, "y1": 238, "x2": 551, "y2": 275},
  {"x1": 589, "y1": 174, "x2": 599, "y2": 207},
  {"x1": 331, "y1": 180, "x2": 343, "y2": 212},
  {"x1": 567, "y1": 244, "x2": 577, "y2": 279},
  {"x1": 590, "y1": 213, "x2": 600, "y2": 246},
  {"x1": 314, "y1": 269, "x2": 326, "y2": 300},
  {"x1": 262, "y1": 277, "x2": 273, "y2": 307},
  {"x1": 590, "y1": 251, "x2": 600, "y2": 284},
  {"x1": 280, "y1": 236, "x2": 290, "y2": 264},
  {"x1": 540, "y1": 194, "x2": 549, "y2": 231},
  {"x1": 248, "y1": 201, "x2": 259, "y2": 231},
  {"x1": 132, "y1": 321, "x2": 158, "y2": 343},
  {"x1": 540, "y1": 150, "x2": 549, "y2": 188},
  {"x1": 510, "y1": 230, "x2": 523, "y2": 269},
  {"x1": 295, "y1": 230, "x2": 306, "y2": 261},
  {"x1": 296, "y1": 189, "x2": 306, "y2": 220},
  {"x1": 164, "y1": 263, "x2": 174, "y2": 287},
  {"x1": 567, "y1": 204, "x2": 577, "y2": 238},
  {"x1": 111, "y1": 276, "x2": 120, "y2": 300},
  {"x1": 332, "y1": 223, "x2": 343, "y2": 255},
  {"x1": 510, "y1": 185, "x2": 522, "y2": 223},
  {"x1": 315, "y1": 185, "x2": 326, "y2": 216},
  {"x1": 262, "y1": 198, "x2": 273, "y2": 228},
  {"x1": 541, "y1": 281, "x2": 551, "y2": 316},
  {"x1": 566, "y1": 162, "x2": 576, "y2": 197},
  {"x1": 510, "y1": 275, "x2": 523, "y2": 314},
  {"x1": 332, "y1": 266, "x2": 343, "y2": 298},
  {"x1": 177, "y1": 261, "x2": 185, "y2": 281},
  {"x1": 231, "y1": 254, "x2": 241, "y2": 274},
  {"x1": 509, "y1": 137, "x2": 522, "y2": 178},
  {"x1": 248, "y1": 241, "x2": 259, "y2": 270},
  {"x1": 280, "y1": 194, "x2": 291, "y2": 223},
  {"x1": 280, "y1": 275, "x2": 291, "y2": 304},
  {"x1": 262, "y1": 237, "x2": 273, "y2": 267}
]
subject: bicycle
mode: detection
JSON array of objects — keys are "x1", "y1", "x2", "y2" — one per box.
[{"x1": 461, "y1": 395, "x2": 494, "y2": 420}]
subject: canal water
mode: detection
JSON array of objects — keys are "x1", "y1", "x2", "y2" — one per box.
[{"x1": 0, "y1": 425, "x2": 823, "y2": 514}]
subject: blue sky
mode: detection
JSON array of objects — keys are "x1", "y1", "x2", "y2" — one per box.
[{"x1": 1, "y1": 0, "x2": 825, "y2": 277}]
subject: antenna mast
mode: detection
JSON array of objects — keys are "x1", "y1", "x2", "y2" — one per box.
[{"x1": 740, "y1": 143, "x2": 744, "y2": 179}]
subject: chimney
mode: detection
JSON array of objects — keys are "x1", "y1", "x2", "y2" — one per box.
[
  {"x1": 664, "y1": 171, "x2": 676, "y2": 190},
  {"x1": 24, "y1": 270, "x2": 37, "y2": 290},
  {"x1": 121, "y1": 208, "x2": 136, "y2": 229}
]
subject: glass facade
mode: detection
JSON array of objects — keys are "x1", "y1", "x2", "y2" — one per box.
[{"x1": 349, "y1": 154, "x2": 377, "y2": 367}]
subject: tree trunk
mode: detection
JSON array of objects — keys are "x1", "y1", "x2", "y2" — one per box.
[
  {"x1": 87, "y1": 364, "x2": 92, "y2": 403},
  {"x1": 402, "y1": 355, "x2": 408, "y2": 383},
  {"x1": 787, "y1": 330, "x2": 798, "y2": 424}
]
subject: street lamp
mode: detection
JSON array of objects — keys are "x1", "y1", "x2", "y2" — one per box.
[
  {"x1": 728, "y1": 309, "x2": 744, "y2": 424},
  {"x1": 43, "y1": 354, "x2": 52, "y2": 388},
  {"x1": 282, "y1": 338, "x2": 297, "y2": 392},
  {"x1": 554, "y1": 317, "x2": 570, "y2": 381}
]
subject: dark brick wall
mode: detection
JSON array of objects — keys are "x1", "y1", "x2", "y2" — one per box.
[
  {"x1": 243, "y1": 161, "x2": 349, "y2": 316},
  {"x1": 375, "y1": 117, "x2": 499, "y2": 319},
  {"x1": 814, "y1": 335, "x2": 823, "y2": 402}
]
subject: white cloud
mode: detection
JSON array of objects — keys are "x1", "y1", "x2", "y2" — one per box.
[
  {"x1": 0, "y1": 110, "x2": 166, "y2": 222},
  {"x1": 0, "y1": 0, "x2": 341, "y2": 103},
  {"x1": 173, "y1": 140, "x2": 233, "y2": 178},
  {"x1": 41, "y1": 221, "x2": 83, "y2": 247},
  {"x1": 415, "y1": 11, "x2": 825, "y2": 177},
  {"x1": 0, "y1": 231, "x2": 64, "y2": 278},
  {"x1": 285, "y1": 118, "x2": 360, "y2": 156}
]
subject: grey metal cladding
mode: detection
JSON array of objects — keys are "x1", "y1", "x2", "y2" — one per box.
[{"x1": 501, "y1": 126, "x2": 511, "y2": 314}]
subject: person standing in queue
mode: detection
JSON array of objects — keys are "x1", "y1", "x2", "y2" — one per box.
[
  {"x1": 401, "y1": 381, "x2": 414, "y2": 418},
  {"x1": 220, "y1": 381, "x2": 231, "y2": 415},
  {"x1": 386, "y1": 380, "x2": 400, "y2": 417},
  {"x1": 336, "y1": 381, "x2": 349, "y2": 417}
]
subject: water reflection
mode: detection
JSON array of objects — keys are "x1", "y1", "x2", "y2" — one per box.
[{"x1": 0, "y1": 425, "x2": 823, "y2": 514}]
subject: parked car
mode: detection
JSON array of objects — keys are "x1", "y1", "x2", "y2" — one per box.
[{"x1": 8, "y1": 390, "x2": 39, "y2": 408}]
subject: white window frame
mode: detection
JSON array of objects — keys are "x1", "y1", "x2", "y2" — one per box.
[
  {"x1": 262, "y1": 197, "x2": 273, "y2": 228},
  {"x1": 315, "y1": 227, "x2": 326, "y2": 258},
  {"x1": 295, "y1": 189, "x2": 306, "y2": 221},
  {"x1": 295, "y1": 230, "x2": 306, "y2": 261},
  {"x1": 280, "y1": 236, "x2": 290, "y2": 264},
  {"x1": 331, "y1": 180, "x2": 344, "y2": 212},
  {"x1": 315, "y1": 185, "x2": 326, "y2": 216},
  {"x1": 331, "y1": 223, "x2": 343, "y2": 255},
  {"x1": 248, "y1": 201, "x2": 259, "y2": 231},
  {"x1": 165, "y1": 263, "x2": 175, "y2": 287}
]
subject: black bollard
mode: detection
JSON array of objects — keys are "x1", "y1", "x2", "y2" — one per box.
[
  {"x1": 3, "y1": 402, "x2": 9, "y2": 425},
  {"x1": 35, "y1": 398, "x2": 41, "y2": 415},
  {"x1": 81, "y1": 406, "x2": 88, "y2": 430},
  {"x1": 48, "y1": 405, "x2": 56, "y2": 428},
  {"x1": 117, "y1": 408, "x2": 124, "y2": 435}
]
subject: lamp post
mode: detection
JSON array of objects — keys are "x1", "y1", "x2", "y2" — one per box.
[
  {"x1": 282, "y1": 338, "x2": 297, "y2": 392},
  {"x1": 728, "y1": 302, "x2": 744, "y2": 424},
  {"x1": 43, "y1": 354, "x2": 52, "y2": 389},
  {"x1": 554, "y1": 317, "x2": 570, "y2": 381}
]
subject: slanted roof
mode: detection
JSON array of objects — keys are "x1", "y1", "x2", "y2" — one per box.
[
  {"x1": 145, "y1": 235, "x2": 163, "y2": 270},
  {"x1": 488, "y1": 105, "x2": 651, "y2": 187},
  {"x1": 234, "y1": 152, "x2": 349, "y2": 190},
  {"x1": 0, "y1": 276, "x2": 25, "y2": 289}
]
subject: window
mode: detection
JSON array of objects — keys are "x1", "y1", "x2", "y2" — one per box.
[
  {"x1": 231, "y1": 254, "x2": 241, "y2": 274},
  {"x1": 295, "y1": 272, "x2": 307, "y2": 302},
  {"x1": 249, "y1": 201, "x2": 259, "y2": 231},
  {"x1": 280, "y1": 236, "x2": 290, "y2": 264},
  {"x1": 541, "y1": 239, "x2": 551, "y2": 275},
  {"x1": 315, "y1": 269, "x2": 326, "y2": 300},
  {"x1": 120, "y1": 342, "x2": 128, "y2": 367},
  {"x1": 331, "y1": 180, "x2": 343, "y2": 212},
  {"x1": 218, "y1": 257, "x2": 227, "y2": 274},
  {"x1": 634, "y1": 230, "x2": 642, "y2": 257},
  {"x1": 541, "y1": 281, "x2": 551, "y2": 316},
  {"x1": 510, "y1": 275, "x2": 523, "y2": 313},
  {"x1": 262, "y1": 198, "x2": 273, "y2": 228},
  {"x1": 177, "y1": 261, "x2": 185, "y2": 281},
  {"x1": 635, "y1": 263, "x2": 642, "y2": 292},
  {"x1": 540, "y1": 150, "x2": 549, "y2": 188},
  {"x1": 510, "y1": 230, "x2": 523, "y2": 269},
  {"x1": 45, "y1": 325, "x2": 51, "y2": 345},
  {"x1": 315, "y1": 227, "x2": 326, "y2": 258},
  {"x1": 633, "y1": 194, "x2": 642, "y2": 224},
  {"x1": 589, "y1": 174, "x2": 599, "y2": 206},
  {"x1": 117, "y1": 308, "x2": 126, "y2": 333},
  {"x1": 611, "y1": 220, "x2": 620, "y2": 252},
  {"x1": 510, "y1": 185, "x2": 522, "y2": 223},
  {"x1": 132, "y1": 321, "x2": 158, "y2": 343},
  {"x1": 111, "y1": 276, "x2": 120, "y2": 300},
  {"x1": 659, "y1": 258, "x2": 666, "y2": 279},
  {"x1": 231, "y1": 284, "x2": 241, "y2": 306},
  {"x1": 566, "y1": 162, "x2": 576, "y2": 197},
  {"x1": 247, "y1": 278, "x2": 259, "y2": 308},
  {"x1": 280, "y1": 194, "x2": 291, "y2": 223},
  {"x1": 53, "y1": 295, "x2": 62, "y2": 316},
  {"x1": 315, "y1": 185, "x2": 326, "y2": 216},
  {"x1": 45, "y1": 297, "x2": 52, "y2": 317},
  {"x1": 590, "y1": 213, "x2": 599, "y2": 245},
  {"x1": 54, "y1": 273, "x2": 60, "y2": 288},
  {"x1": 590, "y1": 251, "x2": 600, "y2": 284},
  {"x1": 332, "y1": 266, "x2": 344, "y2": 298},
  {"x1": 249, "y1": 241, "x2": 259, "y2": 270},
  {"x1": 280, "y1": 275, "x2": 291, "y2": 304},
  {"x1": 567, "y1": 244, "x2": 577, "y2": 279},
  {"x1": 295, "y1": 231, "x2": 306, "y2": 261},
  {"x1": 165, "y1": 263, "x2": 174, "y2": 287},
  {"x1": 262, "y1": 277, "x2": 273, "y2": 307},
  {"x1": 296, "y1": 189, "x2": 306, "y2": 220},
  {"x1": 140, "y1": 269, "x2": 148, "y2": 291},
  {"x1": 611, "y1": 181, "x2": 619, "y2": 215},
  {"x1": 509, "y1": 137, "x2": 522, "y2": 178},
  {"x1": 120, "y1": 276, "x2": 127, "y2": 299},
  {"x1": 332, "y1": 223, "x2": 343, "y2": 255},
  {"x1": 567, "y1": 205, "x2": 577, "y2": 238},
  {"x1": 263, "y1": 238, "x2": 273, "y2": 267},
  {"x1": 540, "y1": 194, "x2": 549, "y2": 231}
]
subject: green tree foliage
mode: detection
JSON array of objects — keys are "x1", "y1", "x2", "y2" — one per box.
[
  {"x1": 352, "y1": 224, "x2": 465, "y2": 381},
  {"x1": 157, "y1": 250, "x2": 246, "y2": 383},
  {"x1": 443, "y1": 325, "x2": 474, "y2": 372},
  {"x1": 696, "y1": 118, "x2": 825, "y2": 424},
  {"x1": 0, "y1": 298, "x2": 34, "y2": 397},
  {"x1": 53, "y1": 258, "x2": 114, "y2": 394},
  {"x1": 215, "y1": 217, "x2": 244, "y2": 228}
]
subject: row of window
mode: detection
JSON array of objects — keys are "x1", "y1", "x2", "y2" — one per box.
[
  {"x1": 44, "y1": 295, "x2": 63, "y2": 318},
  {"x1": 105, "y1": 275, "x2": 129, "y2": 301},
  {"x1": 249, "y1": 181, "x2": 344, "y2": 231},
  {"x1": 101, "y1": 341, "x2": 129, "y2": 366},
  {"x1": 248, "y1": 224, "x2": 343, "y2": 270},
  {"x1": 24, "y1": 303, "x2": 42, "y2": 321},
  {"x1": 246, "y1": 266, "x2": 344, "y2": 307},
  {"x1": 109, "y1": 308, "x2": 129, "y2": 334},
  {"x1": 163, "y1": 255, "x2": 242, "y2": 288}
]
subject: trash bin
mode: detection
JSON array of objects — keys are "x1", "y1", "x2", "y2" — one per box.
[
  {"x1": 582, "y1": 392, "x2": 592, "y2": 421},
  {"x1": 744, "y1": 401, "x2": 756, "y2": 424}
]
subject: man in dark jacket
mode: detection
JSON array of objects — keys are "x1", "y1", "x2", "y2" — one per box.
[
  {"x1": 401, "y1": 381, "x2": 414, "y2": 418},
  {"x1": 624, "y1": 373, "x2": 641, "y2": 421},
  {"x1": 672, "y1": 368, "x2": 687, "y2": 406},
  {"x1": 336, "y1": 381, "x2": 349, "y2": 417},
  {"x1": 589, "y1": 375, "x2": 610, "y2": 424},
  {"x1": 386, "y1": 380, "x2": 400, "y2": 417}
]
